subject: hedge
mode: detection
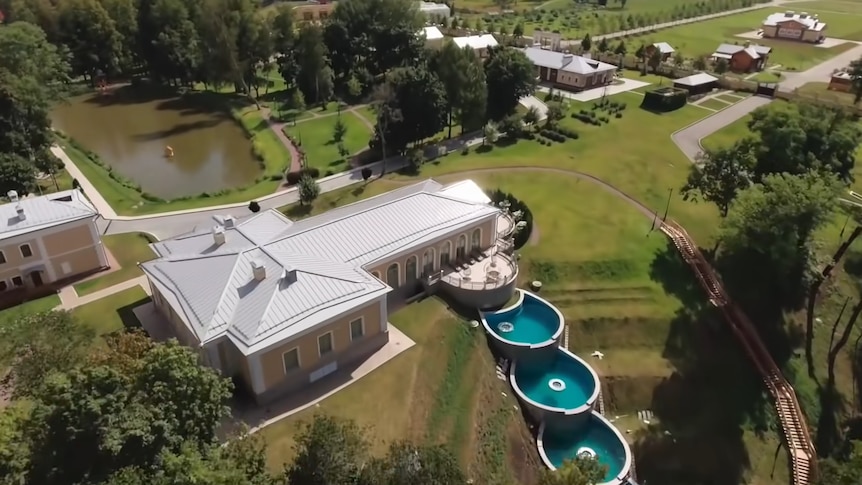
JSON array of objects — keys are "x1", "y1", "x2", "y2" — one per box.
[{"x1": 488, "y1": 189, "x2": 534, "y2": 250}]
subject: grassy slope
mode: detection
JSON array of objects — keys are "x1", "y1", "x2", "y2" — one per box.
[
  {"x1": 70, "y1": 287, "x2": 148, "y2": 337},
  {"x1": 284, "y1": 111, "x2": 371, "y2": 174}
]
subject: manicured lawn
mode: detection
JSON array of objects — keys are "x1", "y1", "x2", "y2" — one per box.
[
  {"x1": 393, "y1": 91, "x2": 721, "y2": 243},
  {"x1": 261, "y1": 296, "x2": 533, "y2": 482},
  {"x1": 697, "y1": 98, "x2": 731, "y2": 111},
  {"x1": 35, "y1": 169, "x2": 74, "y2": 195},
  {"x1": 700, "y1": 112, "x2": 751, "y2": 152},
  {"x1": 73, "y1": 233, "x2": 157, "y2": 296},
  {"x1": 748, "y1": 70, "x2": 783, "y2": 83},
  {"x1": 623, "y1": 9, "x2": 858, "y2": 70},
  {"x1": 791, "y1": 1, "x2": 862, "y2": 15},
  {"x1": 71, "y1": 287, "x2": 149, "y2": 336},
  {"x1": 0, "y1": 294, "x2": 60, "y2": 326},
  {"x1": 715, "y1": 93, "x2": 747, "y2": 103},
  {"x1": 274, "y1": 170, "x2": 788, "y2": 484},
  {"x1": 56, "y1": 96, "x2": 290, "y2": 216},
  {"x1": 353, "y1": 105, "x2": 377, "y2": 126},
  {"x1": 284, "y1": 111, "x2": 372, "y2": 174}
]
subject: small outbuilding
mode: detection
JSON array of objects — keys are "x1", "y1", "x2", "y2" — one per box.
[
  {"x1": 673, "y1": 72, "x2": 719, "y2": 95},
  {"x1": 420, "y1": 26, "x2": 445, "y2": 50},
  {"x1": 646, "y1": 42, "x2": 676, "y2": 61},
  {"x1": 829, "y1": 71, "x2": 853, "y2": 92}
]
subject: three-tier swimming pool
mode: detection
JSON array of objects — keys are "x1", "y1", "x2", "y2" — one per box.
[{"x1": 480, "y1": 288, "x2": 633, "y2": 485}]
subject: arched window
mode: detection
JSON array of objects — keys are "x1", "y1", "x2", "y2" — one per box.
[
  {"x1": 386, "y1": 263, "x2": 400, "y2": 288},
  {"x1": 456, "y1": 235, "x2": 467, "y2": 260},
  {"x1": 440, "y1": 241, "x2": 451, "y2": 267},
  {"x1": 405, "y1": 256, "x2": 418, "y2": 284},
  {"x1": 471, "y1": 228, "x2": 481, "y2": 250},
  {"x1": 422, "y1": 249, "x2": 435, "y2": 275}
]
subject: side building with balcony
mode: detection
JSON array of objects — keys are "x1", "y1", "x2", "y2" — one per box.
[
  {"x1": 140, "y1": 179, "x2": 518, "y2": 404},
  {"x1": 0, "y1": 189, "x2": 108, "y2": 308}
]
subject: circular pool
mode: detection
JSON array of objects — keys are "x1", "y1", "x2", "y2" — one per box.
[
  {"x1": 511, "y1": 347, "x2": 599, "y2": 414},
  {"x1": 481, "y1": 290, "x2": 564, "y2": 347}
]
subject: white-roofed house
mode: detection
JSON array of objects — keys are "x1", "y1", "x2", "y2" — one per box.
[
  {"x1": 646, "y1": 42, "x2": 675, "y2": 61},
  {"x1": 452, "y1": 34, "x2": 499, "y2": 57},
  {"x1": 0, "y1": 189, "x2": 108, "y2": 306},
  {"x1": 673, "y1": 72, "x2": 718, "y2": 95},
  {"x1": 523, "y1": 47, "x2": 617, "y2": 92},
  {"x1": 140, "y1": 179, "x2": 519, "y2": 404},
  {"x1": 418, "y1": 1, "x2": 451, "y2": 20},
  {"x1": 761, "y1": 11, "x2": 826, "y2": 43},
  {"x1": 420, "y1": 26, "x2": 445, "y2": 49},
  {"x1": 711, "y1": 43, "x2": 771, "y2": 73}
]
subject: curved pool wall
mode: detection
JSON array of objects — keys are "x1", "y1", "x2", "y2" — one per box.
[
  {"x1": 537, "y1": 412, "x2": 633, "y2": 485},
  {"x1": 480, "y1": 287, "x2": 633, "y2": 483},
  {"x1": 510, "y1": 347, "x2": 600, "y2": 431},
  {"x1": 480, "y1": 289, "x2": 564, "y2": 361}
]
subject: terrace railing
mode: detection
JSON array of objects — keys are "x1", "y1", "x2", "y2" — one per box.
[
  {"x1": 659, "y1": 220, "x2": 817, "y2": 485},
  {"x1": 441, "y1": 252, "x2": 518, "y2": 290}
]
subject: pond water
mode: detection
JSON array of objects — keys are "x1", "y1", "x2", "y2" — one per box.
[{"x1": 51, "y1": 87, "x2": 261, "y2": 199}]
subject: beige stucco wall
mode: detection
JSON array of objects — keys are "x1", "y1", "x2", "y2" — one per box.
[
  {"x1": 761, "y1": 25, "x2": 778, "y2": 37},
  {"x1": 801, "y1": 29, "x2": 821, "y2": 42},
  {"x1": 152, "y1": 286, "x2": 201, "y2": 347},
  {"x1": 0, "y1": 219, "x2": 103, "y2": 286},
  {"x1": 294, "y1": 3, "x2": 334, "y2": 21},
  {"x1": 366, "y1": 217, "x2": 496, "y2": 287},
  {"x1": 258, "y1": 299, "x2": 384, "y2": 390}
]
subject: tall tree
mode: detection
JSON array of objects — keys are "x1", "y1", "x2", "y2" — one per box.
[
  {"x1": 98, "y1": 0, "x2": 139, "y2": 73},
  {"x1": 848, "y1": 55, "x2": 862, "y2": 105},
  {"x1": 746, "y1": 102, "x2": 861, "y2": 182},
  {"x1": 57, "y1": 0, "x2": 124, "y2": 82},
  {"x1": 271, "y1": 4, "x2": 298, "y2": 92},
  {"x1": 0, "y1": 310, "x2": 93, "y2": 399},
  {"x1": 24, "y1": 340, "x2": 233, "y2": 484},
  {"x1": 484, "y1": 46, "x2": 537, "y2": 120},
  {"x1": 681, "y1": 140, "x2": 755, "y2": 217},
  {"x1": 295, "y1": 24, "x2": 331, "y2": 104},
  {"x1": 357, "y1": 442, "x2": 465, "y2": 485},
  {"x1": 432, "y1": 42, "x2": 488, "y2": 138},
  {"x1": 324, "y1": 0, "x2": 423, "y2": 95},
  {"x1": 580, "y1": 33, "x2": 592, "y2": 52},
  {"x1": 136, "y1": 0, "x2": 202, "y2": 85},
  {"x1": 372, "y1": 64, "x2": 447, "y2": 152},
  {"x1": 286, "y1": 415, "x2": 369, "y2": 485}
]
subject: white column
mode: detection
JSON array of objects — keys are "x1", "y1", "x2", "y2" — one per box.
[
  {"x1": 379, "y1": 297, "x2": 388, "y2": 333},
  {"x1": 249, "y1": 354, "x2": 266, "y2": 395},
  {"x1": 88, "y1": 220, "x2": 109, "y2": 268}
]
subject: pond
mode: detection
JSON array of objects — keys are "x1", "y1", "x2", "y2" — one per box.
[{"x1": 51, "y1": 87, "x2": 262, "y2": 199}]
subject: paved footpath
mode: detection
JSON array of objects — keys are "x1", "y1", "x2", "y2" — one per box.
[{"x1": 672, "y1": 41, "x2": 862, "y2": 163}]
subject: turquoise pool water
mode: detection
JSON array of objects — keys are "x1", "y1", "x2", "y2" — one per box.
[
  {"x1": 484, "y1": 292, "x2": 561, "y2": 345},
  {"x1": 542, "y1": 415, "x2": 629, "y2": 482},
  {"x1": 513, "y1": 349, "x2": 597, "y2": 410}
]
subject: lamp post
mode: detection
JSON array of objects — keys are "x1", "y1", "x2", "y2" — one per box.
[{"x1": 662, "y1": 187, "x2": 673, "y2": 222}]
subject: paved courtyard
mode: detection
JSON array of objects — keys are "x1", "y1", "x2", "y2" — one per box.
[{"x1": 537, "y1": 78, "x2": 651, "y2": 102}]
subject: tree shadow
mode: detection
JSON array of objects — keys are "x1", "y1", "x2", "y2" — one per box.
[
  {"x1": 82, "y1": 84, "x2": 177, "y2": 106},
  {"x1": 131, "y1": 119, "x2": 226, "y2": 141},
  {"x1": 284, "y1": 204, "x2": 312, "y2": 219},
  {"x1": 638, "y1": 243, "x2": 780, "y2": 484}
]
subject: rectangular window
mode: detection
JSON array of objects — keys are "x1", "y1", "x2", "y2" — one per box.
[
  {"x1": 0, "y1": 251, "x2": 5, "y2": 264},
  {"x1": 282, "y1": 348, "x2": 300, "y2": 373},
  {"x1": 350, "y1": 318, "x2": 364, "y2": 340},
  {"x1": 19, "y1": 244, "x2": 32, "y2": 258},
  {"x1": 11, "y1": 276, "x2": 23, "y2": 287},
  {"x1": 318, "y1": 332, "x2": 333, "y2": 356},
  {"x1": 0, "y1": 281, "x2": 7, "y2": 291}
]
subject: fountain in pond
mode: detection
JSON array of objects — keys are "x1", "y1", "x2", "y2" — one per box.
[
  {"x1": 498, "y1": 321, "x2": 514, "y2": 333},
  {"x1": 577, "y1": 447, "x2": 597, "y2": 459}
]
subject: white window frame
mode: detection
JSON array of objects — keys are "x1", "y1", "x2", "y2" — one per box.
[
  {"x1": 386, "y1": 262, "x2": 400, "y2": 287},
  {"x1": 19, "y1": 244, "x2": 32, "y2": 258},
  {"x1": 405, "y1": 255, "x2": 418, "y2": 283},
  {"x1": 471, "y1": 228, "x2": 482, "y2": 250},
  {"x1": 440, "y1": 241, "x2": 451, "y2": 267},
  {"x1": 317, "y1": 331, "x2": 334, "y2": 357},
  {"x1": 282, "y1": 347, "x2": 301, "y2": 374},
  {"x1": 349, "y1": 317, "x2": 365, "y2": 341}
]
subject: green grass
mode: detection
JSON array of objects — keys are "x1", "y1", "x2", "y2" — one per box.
[
  {"x1": 73, "y1": 233, "x2": 156, "y2": 296},
  {"x1": 697, "y1": 98, "x2": 732, "y2": 111},
  {"x1": 795, "y1": 81, "x2": 861, "y2": 107},
  {"x1": 791, "y1": 1, "x2": 862, "y2": 15},
  {"x1": 284, "y1": 111, "x2": 372, "y2": 174},
  {"x1": 57, "y1": 96, "x2": 291, "y2": 216},
  {"x1": 71, "y1": 287, "x2": 149, "y2": 336},
  {"x1": 621, "y1": 9, "x2": 858, "y2": 70},
  {"x1": 0, "y1": 294, "x2": 60, "y2": 326},
  {"x1": 714, "y1": 93, "x2": 747, "y2": 103},
  {"x1": 35, "y1": 170, "x2": 74, "y2": 195},
  {"x1": 748, "y1": 71, "x2": 783, "y2": 83}
]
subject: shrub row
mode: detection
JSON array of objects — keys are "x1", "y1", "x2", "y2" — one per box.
[
  {"x1": 286, "y1": 167, "x2": 321, "y2": 185},
  {"x1": 540, "y1": 129, "x2": 566, "y2": 143}
]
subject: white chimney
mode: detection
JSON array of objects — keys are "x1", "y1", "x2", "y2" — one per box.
[
  {"x1": 282, "y1": 268, "x2": 298, "y2": 285},
  {"x1": 251, "y1": 259, "x2": 266, "y2": 281},
  {"x1": 7, "y1": 190, "x2": 18, "y2": 202},
  {"x1": 212, "y1": 225, "x2": 225, "y2": 245},
  {"x1": 562, "y1": 54, "x2": 573, "y2": 66},
  {"x1": 224, "y1": 215, "x2": 236, "y2": 229},
  {"x1": 15, "y1": 205, "x2": 25, "y2": 220}
]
